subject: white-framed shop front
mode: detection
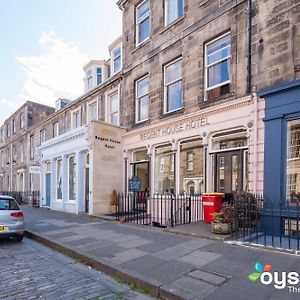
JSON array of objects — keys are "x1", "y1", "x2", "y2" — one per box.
[
  {"x1": 37, "y1": 126, "x2": 91, "y2": 214},
  {"x1": 122, "y1": 95, "x2": 264, "y2": 196}
]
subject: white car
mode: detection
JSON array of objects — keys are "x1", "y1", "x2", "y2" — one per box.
[{"x1": 0, "y1": 195, "x2": 25, "y2": 242}]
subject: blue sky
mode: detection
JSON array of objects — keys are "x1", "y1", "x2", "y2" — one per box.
[{"x1": 0, "y1": 0, "x2": 122, "y2": 125}]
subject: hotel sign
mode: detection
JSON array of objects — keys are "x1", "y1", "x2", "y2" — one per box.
[
  {"x1": 29, "y1": 166, "x2": 40, "y2": 174},
  {"x1": 140, "y1": 116, "x2": 208, "y2": 141},
  {"x1": 95, "y1": 135, "x2": 121, "y2": 149}
]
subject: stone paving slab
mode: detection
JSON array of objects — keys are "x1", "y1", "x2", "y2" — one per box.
[{"x1": 22, "y1": 207, "x2": 300, "y2": 300}]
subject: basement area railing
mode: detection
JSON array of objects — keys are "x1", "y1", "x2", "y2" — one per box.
[
  {"x1": 0, "y1": 191, "x2": 40, "y2": 207},
  {"x1": 115, "y1": 192, "x2": 203, "y2": 228}
]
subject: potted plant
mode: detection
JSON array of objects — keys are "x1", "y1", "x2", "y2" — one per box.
[{"x1": 211, "y1": 203, "x2": 234, "y2": 234}]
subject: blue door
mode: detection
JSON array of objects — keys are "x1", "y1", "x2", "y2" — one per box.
[{"x1": 46, "y1": 173, "x2": 51, "y2": 206}]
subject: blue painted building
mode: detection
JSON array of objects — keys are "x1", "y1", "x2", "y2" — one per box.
[{"x1": 260, "y1": 79, "x2": 300, "y2": 235}]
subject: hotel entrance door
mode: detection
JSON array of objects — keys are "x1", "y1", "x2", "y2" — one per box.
[
  {"x1": 215, "y1": 151, "x2": 243, "y2": 193},
  {"x1": 132, "y1": 161, "x2": 149, "y2": 192}
]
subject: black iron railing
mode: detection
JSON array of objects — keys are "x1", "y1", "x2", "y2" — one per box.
[
  {"x1": 116, "y1": 192, "x2": 203, "y2": 228},
  {"x1": 229, "y1": 193, "x2": 300, "y2": 252},
  {"x1": 0, "y1": 191, "x2": 40, "y2": 207}
]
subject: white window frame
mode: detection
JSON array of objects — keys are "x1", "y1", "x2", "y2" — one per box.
[
  {"x1": 87, "y1": 99, "x2": 98, "y2": 123},
  {"x1": 160, "y1": 157, "x2": 165, "y2": 173},
  {"x1": 164, "y1": 57, "x2": 183, "y2": 114},
  {"x1": 7, "y1": 123, "x2": 10, "y2": 138},
  {"x1": 87, "y1": 69, "x2": 93, "y2": 91},
  {"x1": 136, "y1": 0, "x2": 150, "y2": 46},
  {"x1": 204, "y1": 32, "x2": 231, "y2": 100},
  {"x1": 20, "y1": 113, "x2": 25, "y2": 129},
  {"x1": 135, "y1": 75, "x2": 149, "y2": 123},
  {"x1": 71, "y1": 108, "x2": 81, "y2": 129},
  {"x1": 106, "y1": 89, "x2": 120, "y2": 126},
  {"x1": 96, "y1": 67, "x2": 102, "y2": 86},
  {"x1": 40, "y1": 129, "x2": 46, "y2": 144},
  {"x1": 30, "y1": 135, "x2": 34, "y2": 159},
  {"x1": 53, "y1": 122, "x2": 59, "y2": 137},
  {"x1": 111, "y1": 44, "x2": 122, "y2": 75},
  {"x1": 20, "y1": 141, "x2": 24, "y2": 163},
  {"x1": 68, "y1": 155, "x2": 76, "y2": 201},
  {"x1": 164, "y1": 0, "x2": 184, "y2": 26},
  {"x1": 12, "y1": 119, "x2": 16, "y2": 134},
  {"x1": 187, "y1": 151, "x2": 194, "y2": 171},
  {"x1": 56, "y1": 159, "x2": 62, "y2": 200}
]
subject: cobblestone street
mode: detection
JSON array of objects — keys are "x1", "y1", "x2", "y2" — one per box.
[{"x1": 0, "y1": 238, "x2": 152, "y2": 300}]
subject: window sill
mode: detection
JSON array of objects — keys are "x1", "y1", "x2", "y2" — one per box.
[
  {"x1": 132, "y1": 119, "x2": 150, "y2": 128},
  {"x1": 132, "y1": 39, "x2": 150, "y2": 55},
  {"x1": 160, "y1": 15, "x2": 186, "y2": 34},
  {"x1": 160, "y1": 108, "x2": 184, "y2": 120},
  {"x1": 64, "y1": 200, "x2": 76, "y2": 204},
  {"x1": 200, "y1": 92, "x2": 235, "y2": 109}
]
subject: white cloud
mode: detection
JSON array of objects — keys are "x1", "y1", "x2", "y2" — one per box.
[{"x1": 17, "y1": 31, "x2": 89, "y2": 107}]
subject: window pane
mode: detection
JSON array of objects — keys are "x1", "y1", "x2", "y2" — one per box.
[
  {"x1": 138, "y1": 95, "x2": 149, "y2": 121},
  {"x1": 112, "y1": 47, "x2": 121, "y2": 58},
  {"x1": 167, "y1": 80, "x2": 182, "y2": 112},
  {"x1": 286, "y1": 120, "x2": 300, "y2": 204},
  {"x1": 57, "y1": 160, "x2": 62, "y2": 199},
  {"x1": 114, "y1": 56, "x2": 121, "y2": 73},
  {"x1": 90, "y1": 104, "x2": 97, "y2": 120},
  {"x1": 138, "y1": 17, "x2": 150, "y2": 43},
  {"x1": 207, "y1": 34, "x2": 231, "y2": 56},
  {"x1": 154, "y1": 146, "x2": 175, "y2": 194},
  {"x1": 207, "y1": 60, "x2": 230, "y2": 87},
  {"x1": 69, "y1": 157, "x2": 76, "y2": 200},
  {"x1": 138, "y1": 1, "x2": 150, "y2": 20},
  {"x1": 179, "y1": 140, "x2": 203, "y2": 194},
  {"x1": 87, "y1": 76, "x2": 93, "y2": 90},
  {"x1": 165, "y1": 59, "x2": 182, "y2": 84},
  {"x1": 166, "y1": 0, "x2": 183, "y2": 25},
  {"x1": 207, "y1": 46, "x2": 231, "y2": 65},
  {"x1": 219, "y1": 156, "x2": 225, "y2": 189},
  {"x1": 97, "y1": 74, "x2": 102, "y2": 85},
  {"x1": 231, "y1": 155, "x2": 238, "y2": 191},
  {"x1": 111, "y1": 113, "x2": 118, "y2": 125},
  {"x1": 110, "y1": 94, "x2": 118, "y2": 113},
  {"x1": 137, "y1": 77, "x2": 149, "y2": 97}
]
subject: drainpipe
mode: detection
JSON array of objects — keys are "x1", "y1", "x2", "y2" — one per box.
[
  {"x1": 253, "y1": 92, "x2": 258, "y2": 194},
  {"x1": 246, "y1": 0, "x2": 253, "y2": 95}
]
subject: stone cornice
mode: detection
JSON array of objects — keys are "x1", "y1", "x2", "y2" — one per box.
[
  {"x1": 37, "y1": 126, "x2": 88, "y2": 150},
  {"x1": 123, "y1": 95, "x2": 253, "y2": 138}
]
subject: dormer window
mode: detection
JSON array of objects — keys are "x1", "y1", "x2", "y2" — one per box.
[
  {"x1": 87, "y1": 69, "x2": 93, "y2": 91},
  {"x1": 111, "y1": 46, "x2": 122, "y2": 75},
  {"x1": 96, "y1": 68, "x2": 102, "y2": 85}
]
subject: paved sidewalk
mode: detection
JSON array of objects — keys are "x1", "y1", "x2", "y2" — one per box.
[{"x1": 23, "y1": 207, "x2": 300, "y2": 300}]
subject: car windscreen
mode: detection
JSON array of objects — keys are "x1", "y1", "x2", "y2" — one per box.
[{"x1": 0, "y1": 198, "x2": 19, "y2": 210}]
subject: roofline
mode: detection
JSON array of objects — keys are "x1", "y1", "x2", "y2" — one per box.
[
  {"x1": 26, "y1": 73, "x2": 122, "y2": 135},
  {"x1": 0, "y1": 100, "x2": 54, "y2": 127},
  {"x1": 116, "y1": 0, "x2": 127, "y2": 9}
]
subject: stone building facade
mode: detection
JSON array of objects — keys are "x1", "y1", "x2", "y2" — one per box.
[
  {"x1": 0, "y1": 0, "x2": 300, "y2": 219},
  {"x1": 118, "y1": 0, "x2": 265, "y2": 197},
  {"x1": 0, "y1": 101, "x2": 55, "y2": 192}
]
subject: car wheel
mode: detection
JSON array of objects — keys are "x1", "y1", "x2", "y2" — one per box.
[{"x1": 16, "y1": 235, "x2": 24, "y2": 242}]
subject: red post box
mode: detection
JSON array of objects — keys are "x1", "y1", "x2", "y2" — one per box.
[{"x1": 202, "y1": 193, "x2": 224, "y2": 223}]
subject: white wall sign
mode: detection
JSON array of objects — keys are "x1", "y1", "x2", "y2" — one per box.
[{"x1": 29, "y1": 166, "x2": 40, "y2": 174}]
